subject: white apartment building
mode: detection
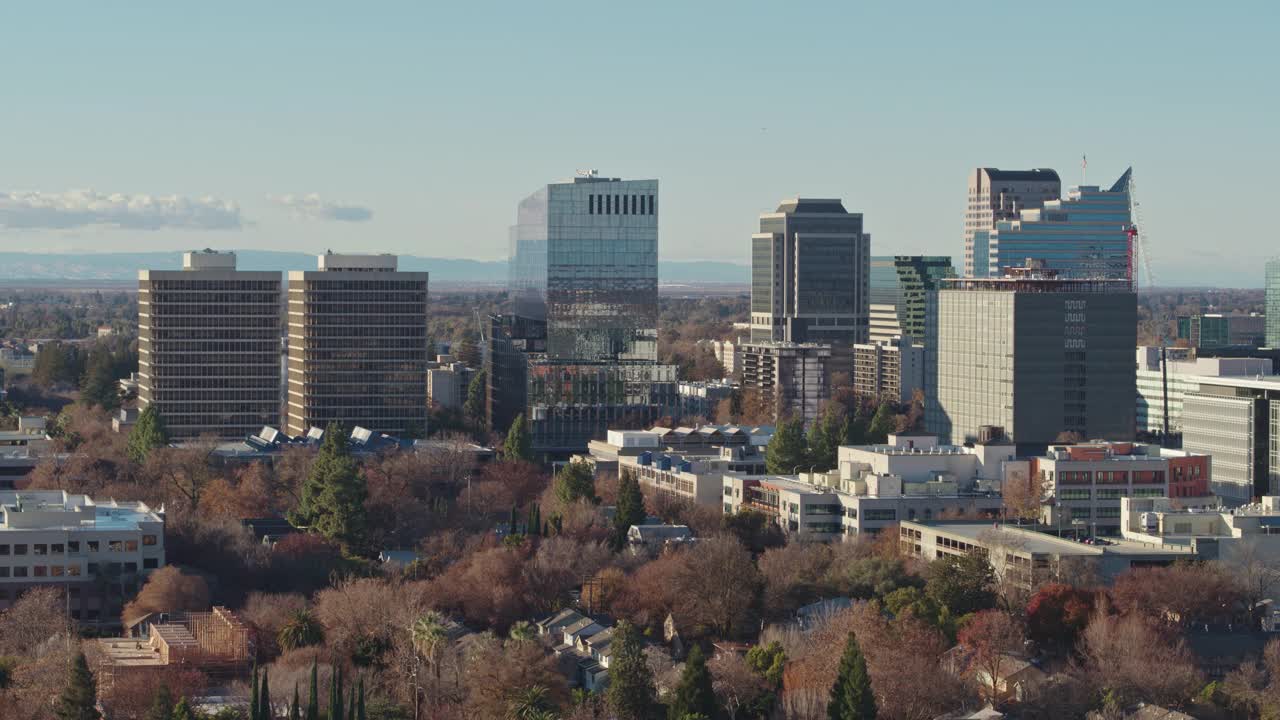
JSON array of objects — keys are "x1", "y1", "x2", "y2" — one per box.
[
  {"x1": 1135, "y1": 346, "x2": 1272, "y2": 435},
  {"x1": 0, "y1": 491, "x2": 166, "y2": 624}
]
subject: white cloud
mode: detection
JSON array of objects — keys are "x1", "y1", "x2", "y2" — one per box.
[
  {"x1": 0, "y1": 189, "x2": 243, "y2": 231},
  {"x1": 269, "y1": 193, "x2": 373, "y2": 222}
]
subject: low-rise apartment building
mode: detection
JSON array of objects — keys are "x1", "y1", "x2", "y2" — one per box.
[
  {"x1": 1035, "y1": 442, "x2": 1211, "y2": 535},
  {"x1": 0, "y1": 491, "x2": 166, "y2": 624},
  {"x1": 852, "y1": 337, "x2": 923, "y2": 404}
]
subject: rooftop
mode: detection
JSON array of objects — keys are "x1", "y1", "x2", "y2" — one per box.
[
  {"x1": 905, "y1": 521, "x2": 1192, "y2": 558},
  {"x1": 0, "y1": 491, "x2": 163, "y2": 532}
]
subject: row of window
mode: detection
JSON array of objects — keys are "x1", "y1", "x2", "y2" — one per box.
[
  {"x1": 0, "y1": 536, "x2": 156, "y2": 556},
  {"x1": 0, "y1": 558, "x2": 159, "y2": 578},
  {"x1": 588, "y1": 193, "x2": 655, "y2": 216}
]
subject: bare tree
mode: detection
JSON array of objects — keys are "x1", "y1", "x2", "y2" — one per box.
[
  {"x1": 956, "y1": 610, "x2": 1027, "y2": 704},
  {"x1": 1224, "y1": 538, "x2": 1280, "y2": 629},
  {"x1": 122, "y1": 566, "x2": 211, "y2": 625}
]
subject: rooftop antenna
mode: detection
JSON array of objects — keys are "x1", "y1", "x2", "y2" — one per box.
[{"x1": 1081, "y1": 153, "x2": 1087, "y2": 186}]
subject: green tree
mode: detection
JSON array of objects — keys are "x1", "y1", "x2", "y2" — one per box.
[
  {"x1": 356, "y1": 677, "x2": 366, "y2": 720},
  {"x1": 464, "y1": 370, "x2": 487, "y2": 431},
  {"x1": 508, "y1": 685, "x2": 555, "y2": 719},
  {"x1": 145, "y1": 683, "x2": 175, "y2": 720},
  {"x1": 127, "y1": 405, "x2": 170, "y2": 464},
  {"x1": 865, "y1": 403, "x2": 896, "y2": 445},
  {"x1": 173, "y1": 698, "x2": 194, "y2": 720},
  {"x1": 611, "y1": 469, "x2": 647, "y2": 551},
  {"x1": 827, "y1": 632, "x2": 877, "y2": 720},
  {"x1": 252, "y1": 665, "x2": 261, "y2": 720},
  {"x1": 278, "y1": 609, "x2": 324, "y2": 650},
  {"x1": 306, "y1": 660, "x2": 319, "y2": 720},
  {"x1": 328, "y1": 665, "x2": 344, "y2": 720},
  {"x1": 925, "y1": 553, "x2": 996, "y2": 617},
  {"x1": 553, "y1": 461, "x2": 596, "y2": 504},
  {"x1": 55, "y1": 652, "x2": 102, "y2": 720},
  {"x1": 746, "y1": 641, "x2": 787, "y2": 687},
  {"x1": 259, "y1": 668, "x2": 272, "y2": 720},
  {"x1": 765, "y1": 416, "x2": 809, "y2": 475},
  {"x1": 840, "y1": 412, "x2": 866, "y2": 446},
  {"x1": 605, "y1": 621, "x2": 657, "y2": 720},
  {"x1": 807, "y1": 408, "x2": 844, "y2": 472},
  {"x1": 80, "y1": 348, "x2": 121, "y2": 410},
  {"x1": 289, "y1": 684, "x2": 301, "y2": 720},
  {"x1": 667, "y1": 645, "x2": 718, "y2": 720},
  {"x1": 289, "y1": 423, "x2": 368, "y2": 552},
  {"x1": 503, "y1": 412, "x2": 533, "y2": 462}
]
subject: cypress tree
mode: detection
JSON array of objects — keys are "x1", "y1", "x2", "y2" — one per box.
[
  {"x1": 464, "y1": 369, "x2": 487, "y2": 430},
  {"x1": 289, "y1": 683, "x2": 301, "y2": 720},
  {"x1": 827, "y1": 632, "x2": 877, "y2": 720},
  {"x1": 356, "y1": 677, "x2": 366, "y2": 720},
  {"x1": 290, "y1": 423, "x2": 367, "y2": 552},
  {"x1": 144, "y1": 683, "x2": 175, "y2": 720},
  {"x1": 765, "y1": 416, "x2": 809, "y2": 475},
  {"x1": 328, "y1": 665, "x2": 343, "y2": 720},
  {"x1": 611, "y1": 470, "x2": 647, "y2": 550},
  {"x1": 127, "y1": 405, "x2": 169, "y2": 464},
  {"x1": 172, "y1": 698, "x2": 194, "y2": 720},
  {"x1": 306, "y1": 660, "x2": 319, "y2": 720},
  {"x1": 80, "y1": 349, "x2": 121, "y2": 410},
  {"x1": 251, "y1": 664, "x2": 260, "y2": 720},
  {"x1": 510, "y1": 505, "x2": 520, "y2": 535},
  {"x1": 259, "y1": 667, "x2": 272, "y2": 720},
  {"x1": 503, "y1": 412, "x2": 533, "y2": 461},
  {"x1": 55, "y1": 652, "x2": 101, "y2": 720},
  {"x1": 346, "y1": 688, "x2": 356, "y2": 720},
  {"x1": 866, "y1": 403, "x2": 897, "y2": 445},
  {"x1": 667, "y1": 645, "x2": 718, "y2": 720},
  {"x1": 605, "y1": 621, "x2": 657, "y2": 720}
]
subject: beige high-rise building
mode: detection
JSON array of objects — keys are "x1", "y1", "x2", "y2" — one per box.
[
  {"x1": 285, "y1": 253, "x2": 429, "y2": 438},
  {"x1": 964, "y1": 168, "x2": 1060, "y2": 277},
  {"x1": 853, "y1": 337, "x2": 923, "y2": 405},
  {"x1": 138, "y1": 251, "x2": 280, "y2": 439}
]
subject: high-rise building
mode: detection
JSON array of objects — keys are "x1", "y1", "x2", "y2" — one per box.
[
  {"x1": 1181, "y1": 376, "x2": 1280, "y2": 504},
  {"x1": 1134, "y1": 346, "x2": 1272, "y2": 436},
  {"x1": 926, "y1": 263, "x2": 1136, "y2": 450},
  {"x1": 869, "y1": 256, "x2": 955, "y2": 344},
  {"x1": 852, "y1": 336, "x2": 923, "y2": 404},
  {"x1": 1268, "y1": 259, "x2": 1280, "y2": 347},
  {"x1": 1176, "y1": 313, "x2": 1266, "y2": 349},
  {"x1": 964, "y1": 168, "x2": 1061, "y2": 278},
  {"x1": 749, "y1": 198, "x2": 869, "y2": 347},
  {"x1": 740, "y1": 341, "x2": 831, "y2": 424},
  {"x1": 982, "y1": 169, "x2": 1134, "y2": 281},
  {"x1": 285, "y1": 254, "x2": 429, "y2": 438},
  {"x1": 506, "y1": 174, "x2": 674, "y2": 454},
  {"x1": 138, "y1": 251, "x2": 280, "y2": 439}
]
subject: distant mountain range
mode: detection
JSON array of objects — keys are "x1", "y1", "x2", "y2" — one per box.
[{"x1": 0, "y1": 251, "x2": 749, "y2": 285}]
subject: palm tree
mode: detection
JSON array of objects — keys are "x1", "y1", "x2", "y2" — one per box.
[
  {"x1": 507, "y1": 621, "x2": 537, "y2": 644},
  {"x1": 410, "y1": 611, "x2": 449, "y2": 719},
  {"x1": 278, "y1": 609, "x2": 324, "y2": 651},
  {"x1": 506, "y1": 685, "x2": 553, "y2": 720}
]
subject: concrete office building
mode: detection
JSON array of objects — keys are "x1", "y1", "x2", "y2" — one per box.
[
  {"x1": 979, "y1": 169, "x2": 1133, "y2": 282},
  {"x1": 740, "y1": 342, "x2": 831, "y2": 424},
  {"x1": 0, "y1": 491, "x2": 165, "y2": 624},
  {"x1": 869, "y1": 256, "x2": 955, "y2": 344},
  {"x1": 426, "y1": 354, "x2": 476, "y2": 411},
  {"x1": 285, "y1": 254, "x2": 429, "y2": 438},
  {"x1": 965, "y1": 168, "x2": 1061, "y2": 278},
  {"x1": 676, "y1": 380, "x2": 736, "y2": 420},
  {"x1": 749, "y1": 198, "x2": 869, "y2": 347},
  {"x1": 508, "y1": 174, "x2": 675, "y2": 454},
  {"x1": 852, "y1": 336, "x2": 923, "y2": 404},
  {"x1": 138, "y1": 251, "x2": 280, "y2": 439},
  {"x1": 1268, "y1": 259, "x2": 1280, "y2": 348},
  {"x1": 926, "y1": 263, "x2": 1136, "y2": 450},
  {"x1": 1135, "y1": 347, "x2": 1272, "y2": 435},
  {"x1": 1182, "y1": 376, "x2": 1280, "y2": 504},
  {"x1": 1177, "y1": 313, "x2": 1267, "y2": 349}
]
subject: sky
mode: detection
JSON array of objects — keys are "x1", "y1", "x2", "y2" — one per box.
[{"x1": 0, "y1": 1, "x2": 1276, "y2": 286}]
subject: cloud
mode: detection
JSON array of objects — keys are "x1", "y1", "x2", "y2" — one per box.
[
  {"x1": 269, "y1": 193, "x2": 373, "y2": 222},
  {"x1": 0, "y1": 189, "x2": 243, "y2": 231}
]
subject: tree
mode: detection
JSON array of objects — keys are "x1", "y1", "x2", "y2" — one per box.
[
  {"x1": 80, "y1": 349, "x2": 121, "y2": 410},
  {"x1": 828, "y1": 632, "x2": 877, "y2": 720},
  {"x1": 122, "y1": 566, "x2": 212, "y2": 626},
  {"x1": 128, "y1": 405, "x2": 170, "y2": 464},
  {"x1": 1224, "y1": 538, "x2": 1280, "y2": 629},
  {"x1": 289, "y1": 422, "x2": 368, "y2": 552},
  {"x1": 675, "y1": 536, "x2": 761, "y2": 638},
  {"x1": 328, "y1": 665, "x2": 343, "y2": 720},
  {"x1": 553, "y1": 461, "x2": 596, "y2": 504},
  {"x1": 146, "y1": 683, "x2": 175, "y2": 720},
  {"x1": 173, "y1": 698, "x2": 194, "y2": 720},
  {"x1": 956, "y1": 610, "x2": 1025, "y2": 704},
  {"x1": 606, "y1": 621, "x2": 657, "y2": 720},
  {"x1": 1024, "y1": 583, "x2": 1094, "y2": 651},
  {"x1": 745, "y1": 641, "x2": 786, "y2": 688},
  {"x1": 259, "y1": 668, "x2": 272, "y2": 720},
  {"x1": 668, "y1": 645, "x2": 718, "y2": 720},
  {"x1": 464, "y1": 370, "x2": 487, "y2": 430},
  {"x1": 289, "y1": 684, "x2": 300, "y2": 720},
  {"x1": 925, "y1": 553, "x2": 996, "y2": 617},
  {"x1": 1078, "y1": 610, "x2": 1202, "y2": 708},
  {"x1": 503, "y1": 413, "x2": 533, "y2": 462},
  {"x1": 1001, "y1": 466, "x2": 1042, "y2": 525},
  {"x1": 278, "y1": 609, "x2": 324, "y2": 651},
  {"x1": 807, "y1": 408, "x2": 843, "y2": 472},
  {"x1": 612, "y1": 470, "x2": 647, "y2": 551},
  {"x1": 711, "y1": 651, "x2": 773, "y2": 720},
  {"x1": 55, "y1": 652, "x2": 101, "y2": 720},
  {"x1": 306, "y1": 660, "x2": 319, "y2": 720},
  {"x1": 865, "y1": 404, "x2": 896, "y2": 445},
  {"x1": 765, "y1": 416, "x2": 808, "y2": 475}
]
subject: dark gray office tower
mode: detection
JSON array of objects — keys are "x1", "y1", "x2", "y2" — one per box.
[
  {"x1": 925, "y1": 262, "x2": 1136, "y2": 451},
  {"x1": 506, "y1": 173, "x2": 674, "y2": 455},
  {"x1": 749, "y1": 198, "x2": 870, "y2": 347}
]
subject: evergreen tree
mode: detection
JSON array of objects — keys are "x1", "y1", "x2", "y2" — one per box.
[
  {"x1": 464, "y1": 370, "x2": 487, "y2": 430},
  {"x1": 55, "y1": 652, "x2": 101, "y2": 720},
  {"x1": 866, "y1": 403, "x2": 897, "y2": 445},
  {"x1": 80, "y1": 348, "x2": 121, "y2": 410},
  {"x1": 611, "y1": 470, "x2": 647, "y2": 551},
  {"x1": 509, "y1": 505, "x2": 520, "y2": 535},
  {"x1": 306, "y1": 660, "x2": 319, "y2": 720},
  {"x1": 251, "y1": 664, "x2": 260, "y2": 720},
  {"x1": 356, "y1": 677, "x2": 366, "y2": 720},
  {"x1": 553, "y1": 461, "x2": 596, "y2": 504},
  {"x1": 807, "y1": 408, "x2": 844, "y2": 472},
  {"x1": 146, "y1": 683, "x2": 175, "y2": 720},
  {"x1": 172, "y1": 698, "x2": 194, "y2": 720},
  {"x1": 503, "y1": 412, "x2": 533, "y2": 461},
  {"x1": 827, "y1": 632, "x2": 877, "y2": 720},
  {"x1": 260, "y1": 667, "x2": 272, "y2": 720},
  {"x1": 840, "y1": 412, "x2": 866, "y2": 446},
  {"x1": 289, "y1": 423, "x2": 367, "y2": 552},
  {"x1": 765, "y1": 416, "x2": 809, "y2": 475},
  {"x1": 290, "y1": 683, "x2": 301, "y2": 720},
  {"x1": 127, "y1": 405, "x2": 170, "y2": 464},
  {"x1": 605, "y1": 621, "x2": 657, "y2": 720},
  {"x1": 667, "y1": 645, "x2": 718, "y2": 720},
  {"x1": 328, "y1": 665, "x2": 343, "y2": 720},
  {"x1": 347, "y1": 689, "x2": 356, "y2": 720}
]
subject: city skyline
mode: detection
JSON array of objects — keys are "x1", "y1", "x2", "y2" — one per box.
[{"x1": 0, "y1": 3, "x2": 1275, "y2": 287}]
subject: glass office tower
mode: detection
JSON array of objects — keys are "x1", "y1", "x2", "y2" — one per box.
[
  {"x1": 869, "y1": 256, "x2": 955, "y2": 344},
  {"x1": 506, "y1": 174, "x2": 672, "y2": 455},
  {"x1": 1267, "y1": 259, "x2": 1280, "y2": 347}
]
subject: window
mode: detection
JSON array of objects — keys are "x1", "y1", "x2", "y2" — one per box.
[
  {"x1": 87, "y1": 541, "x2": 99, "y2": 552},
  {"x1": 589, "y1": 194, "x2": 595, "y2": 215},
  {"x1": 0, "y1": 567, "x2": 8, "y2": 578},
  {"x1": 33, "y1": 544, "x2": 47, "y2": 556},
  {"x1": 124, "y1": 562, "x2": 138, "y2": 573},
  {"x1": 51, "y1": 543, "x2": 64, "y2": 554},
  {"x1": 33, "y1": 566, "x2": 47, "y2": 577},
  {"x1": 865, "y1": 509, "x2": 897, "y2": 521},
  {"x1": 51, "y1": 566, "x2": 64, "y2": 577},
  {"x1": 108, "y1": 541, "x2": 123, "y2": 552},
  {"x1": 13, "y1": 544, "x2": 26, "y2": 556},
  {"x1": 67, "y1": 541, "x2": 80, "y2": 553},
  {"x1": 125, "y1": 540, "x2": 138, "y2": 552},
  {"x1": 13, "y1": 567, "x2": 27, "y2": 578},
  {"x1": 67, "y1": 565, "x2": 81, "y2": 577},
  {"x1": 87, "y1": 563, "x2": 99, "y2": 575},
  {"x1": 0, "y1": 544, "x2": 8, "y2": 556}
]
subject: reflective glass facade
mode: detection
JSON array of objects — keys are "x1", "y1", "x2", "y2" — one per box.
[{"x1": 1267, "y1": 259, "x2": 1280, "y2": 347}]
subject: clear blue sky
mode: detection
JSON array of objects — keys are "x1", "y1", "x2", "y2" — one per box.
[{"x1": 1, "y1": 1, "x2": 1275, "y2": 286}]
